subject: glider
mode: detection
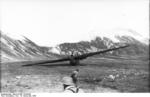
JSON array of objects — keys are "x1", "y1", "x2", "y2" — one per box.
[{"x1": 24, "y1": 45, "x2": 129, "y2": 66}]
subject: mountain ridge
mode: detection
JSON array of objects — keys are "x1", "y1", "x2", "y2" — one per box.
[
  {"x1": 52, "y1": 36, "x2": 149, "y2": 56},
  {"x1": 0, "y1": 31, "x2": 56, "y2": 62},
  {"x1": 0, "y1": 30, "x2": 149, "y2": 62}
]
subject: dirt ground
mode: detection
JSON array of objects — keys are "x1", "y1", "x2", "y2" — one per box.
[{"x1": 1, "y1": 57, "x2": 149, "y2": 93}]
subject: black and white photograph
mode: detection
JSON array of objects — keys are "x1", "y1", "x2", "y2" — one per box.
[{"x1": 0, "y1": 0, "x2": 149, "y2": 95}]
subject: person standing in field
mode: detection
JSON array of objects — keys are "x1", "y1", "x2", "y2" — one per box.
[{"x1": 70, "y1": 69, "x2": 79, "y2": 87}]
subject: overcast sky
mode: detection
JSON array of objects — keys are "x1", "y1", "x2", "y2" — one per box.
[{"x1": 1, "y1": 0, "x2": 149, "y2": 46}]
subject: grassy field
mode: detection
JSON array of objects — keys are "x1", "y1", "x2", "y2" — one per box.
[{"x1": 1, "y1": 56, "x2": 149, "y2": 93}]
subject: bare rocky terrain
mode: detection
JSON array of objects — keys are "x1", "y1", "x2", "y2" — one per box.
[{"x1": 1, "y1": 57, "x2": 149, "y2": 93}]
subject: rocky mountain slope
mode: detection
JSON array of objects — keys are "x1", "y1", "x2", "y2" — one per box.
[
  {"x1": 51, "y1": 36, "x2": 149, "y2": 57},
  {"x1": 0, "y1": 31, "x2": 56, "y2": 62},
  {"x1": 0, "y1": 30, "x2": 149, "y2": 62}
]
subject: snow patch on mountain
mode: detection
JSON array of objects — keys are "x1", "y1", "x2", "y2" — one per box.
[
  {"x1": 49, "y1": 47, "x2": 61, "y2": 54},
  {"x1": 87, "y1": 46, "x2": 99, "y2": 52},
  {"x1": 92, "y1": 29, "x2": 149, "y2": 45},
  {"x1": 4, "y1": 32, "x2": 25, "y2": 41}
]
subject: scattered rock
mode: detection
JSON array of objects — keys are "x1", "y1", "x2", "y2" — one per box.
[
  {"x1": 16, "y1": 76, "x2": 22, "y2": 79},
  {"x1": 108, "y1": 75, "x2": 115, "y2": 81}
]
